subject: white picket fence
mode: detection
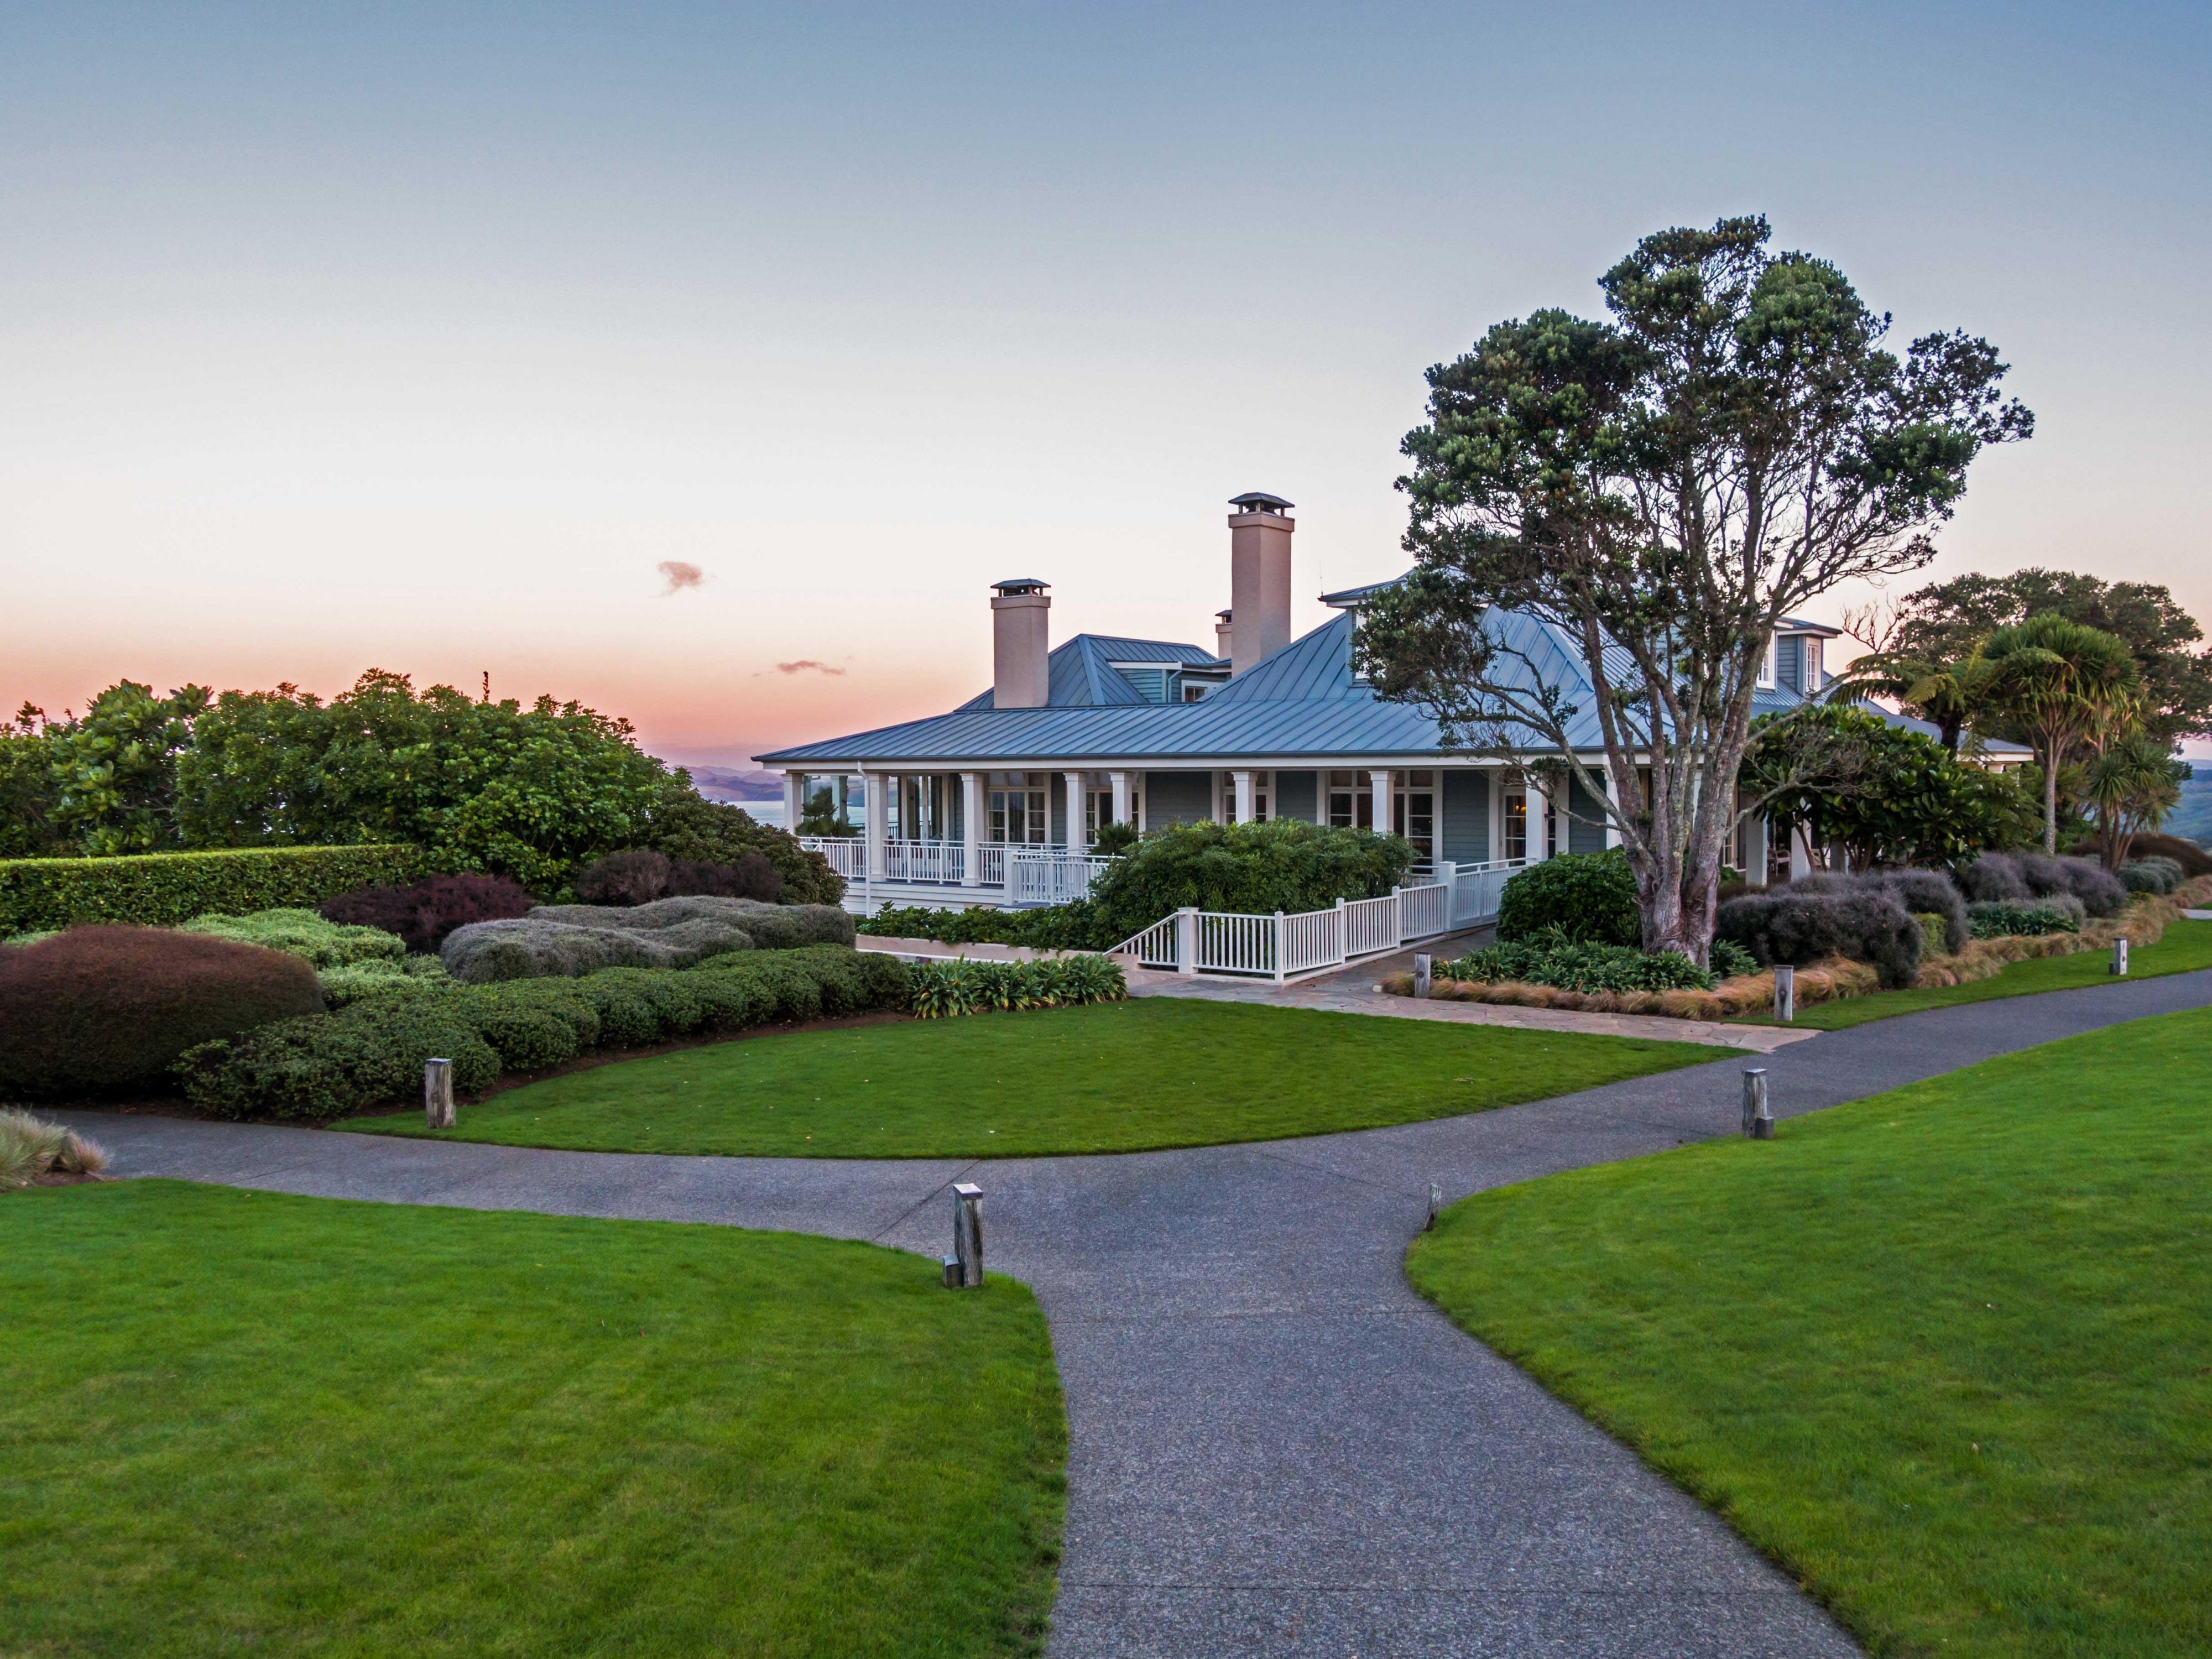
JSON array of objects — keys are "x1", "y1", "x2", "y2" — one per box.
[{"x1": 1112, "y1": 880, "x2": 1465, "y2": 983}]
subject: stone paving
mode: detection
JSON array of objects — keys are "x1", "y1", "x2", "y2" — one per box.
[{"x1": 55, "y1": 965, "x2": 2212, "y2": 1656}]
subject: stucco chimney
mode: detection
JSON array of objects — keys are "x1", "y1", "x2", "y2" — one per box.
[
  {"x1": 1227, "y1": 492, "x2": 1294, "y2": 674},
  {"x1": 990, "y1": 578, "x2": 1051, "y2": 708},
  {"x1": 1214, "y1": 608, "x2": 1234, "y2": 660}
]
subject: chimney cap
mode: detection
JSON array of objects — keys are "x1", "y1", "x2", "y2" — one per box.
[
  {"x1": 1217, "y1": 607, "x2": 1233, "y2": 621},
  {"x1": 1229, "y1": 491, "x2": 1294, "y2": 512},
  {"x1": 990, "y1": 577, "x2": 1050, "y2": 595}
]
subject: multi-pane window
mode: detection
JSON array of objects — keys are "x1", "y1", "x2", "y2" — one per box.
[
  {"x1": 1393, "y1": 769, "x2": 1434, "y2": 858},
  {"x1": 1502, "y1": 790, "x2": 1528, "y2": 862},
  {"x1": 987, "y1": 771, "x2": 1047, "y2": 844},
  {"x1": 1326, "y1": 769, "x2": 1371, "y2": 829}
]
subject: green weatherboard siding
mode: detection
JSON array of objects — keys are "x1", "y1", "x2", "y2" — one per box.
[
  {"x1": 1409, "y1": 1006, "x2": 2212, "y2": 1659},
  {"x1": 1, "y1": 1181, "x2": 1065, "y2": 1658},
  {"x1": 340, "y1": 998, "x2": 1728, "y2": 1159}
]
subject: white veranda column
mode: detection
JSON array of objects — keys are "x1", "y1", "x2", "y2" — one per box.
[
  {"x1": 1744, "y1": 814, "x2": 1770, "y2": 888},
  {"x1": 1529, "y1": 773, "x2": 1556, "y2": 858},
  {"x1": 864, "y1": 772, "x2": 889, "y2": 879},
  {"x1": 1790, "y1": 823, "x2": 1814, "y2": 881},
  {"x1": 961, "y1": 771, "x2": 983, "y2": 886},
  {"x1": 1368, "y1": 769, "x2": 1392, "y2": 837},
  {"x1": 1232, "y1": 769, "x2": 1256, "y2": 826},
  {"x1": 782, "y1": 771, "x2": 802, "y2": 832},
  {"x1": 1064, "y1": 771, "x2": 1088, "y2": 849},
  {"x1": 1109, "y1": 769, "x2": 1132, "y2": 826}
]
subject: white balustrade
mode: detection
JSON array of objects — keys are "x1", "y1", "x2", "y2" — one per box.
[
  {"x1": 1449, "y1": 857, "x2": 1528, "y2": 926},
  {"x1": 1280, "y1": 905, "x2": 1346, "y2": 975},
  {"x1": 1108, "y1": 873, "x2": 1460, "y2": 983},
  {"x1": 1198, "y1": 912, "x2": 1277, "y2": 977},
  {"x1": 798, "y1": 836, "x2": 868, "y2": 880},
  {"x1": 1343, "y1": 893, "x2": 1400, "y2": 957},
  {"x1": 1399, "y1": 880, "x2": 1448, "y2": 940},
  {"x1": 1009, "y1": 849, "x2": 1116, "y2": 906},
  {"x1": 1114, "y1": 915, "x2": 1180, "y2": 969}
]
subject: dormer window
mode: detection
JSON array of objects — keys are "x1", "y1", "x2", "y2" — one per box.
[{"x1": 1758, "y1": 638, "x2": 1776, "y2": 688}]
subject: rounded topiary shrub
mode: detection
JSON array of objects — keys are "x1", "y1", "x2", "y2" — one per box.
[
  {"x1": 0, "y1": 925, "x2": 325, "y2": 1098},
  {"x1": 1495, "y1": 851, "x2": 1641, "y2": 947},
  {"x1": 1715, "y1": 888, "x2": 1924, "y2": 989},
  {"x1": 320, "y1": 874, "x2": 536, "y2": 954},
  {"x1": 2120, "y1": 855, "x2": 2184, "y2": 894}
]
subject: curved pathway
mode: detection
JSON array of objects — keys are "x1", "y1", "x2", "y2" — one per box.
[{"x1": 60, "y1": 969, "x2": 2212, "y2": 1658}]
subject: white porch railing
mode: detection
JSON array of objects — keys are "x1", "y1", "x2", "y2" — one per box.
[
  {"x1": 796, "y1": 837, "x2": 1112, "y2": 909},
  {"x1": 1446, "y1": 857, "x2": 1529, "y2": 927},
  {"x1": 1110, "y1": 880, "x2": 1457, "y2": 983}
]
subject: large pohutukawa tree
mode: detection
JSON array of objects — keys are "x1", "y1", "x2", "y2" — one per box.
[{"x1": 1354, "y1": 216, "x2": 2033, "y2": 962}]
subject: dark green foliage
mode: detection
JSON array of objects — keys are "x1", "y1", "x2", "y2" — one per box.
[
  {"x1": 175, "y1": 672, "x2": 670, "y2": 890},
  {"x1": 1084, "y1": 820, "x2": 1412, "y2": 946},
  {"x1": 175, "y1": 947, "x2": 909, "y2": 1120},
  {"x1": 40, "y1": 681, "x2": 211, "y2": 855},
  {"x1": 857, "y1": 902, "x2": 1102, "y2": 950},
  {"x1": 0, "y1": 926, "x2": 325, "y2": 1098},
  {"x1": 1745, "y1": 705, "x2": 2041, "y2": 868},
  {"x1": 180, "y1": 907, "x2": 408, "y2": 968},
  {"x1": 0, "y1": 723, "x2": 63, "y2": 859},
  {"x1": 1968, "y1": 898, "x2": 2084, "y2": 938},
  {"x1": 1441, "y1": 937, "x2": 1725, "y2": 994},
  {"x1": 442, "y1": 896, "x2": 853, "y2": 983},
  {"x1": 1893, "y1": 567, "x2": 2212, "y2": 748},
  {"x1": 641, "y1": 784, "x2": 842, "y2": 905},
  {"x1": 1089, "y1": 821, "x2": 1139, "y2": 857},
  {"x1": 573, "y1": 848, "x2": 672, "y2": 905},
  {"x1": 320, "y1": 874, "x2": 535, "y2": 953},
  {"x1": 1717, "y1": 888, "x2": 1925, "y2": 988},
  {"x1": 1494, "y1": 851, "x2": 1641, "y2": 947},
  {"x1": 2119, "y1": 856, "x2": 2184, "y2": 894},
  {"x1": 908, "y1": 955, "x2": 1128, "y2": 1018},
  {"x1": 0, "y1": 844, "x2": 426, "y2": 933}
]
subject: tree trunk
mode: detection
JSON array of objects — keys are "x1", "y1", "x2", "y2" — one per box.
[{"x1": 2043, "y1": 753, "x2": 2059, "y2": 855}]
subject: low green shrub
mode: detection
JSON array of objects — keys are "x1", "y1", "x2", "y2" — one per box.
[
  {"x1": 175, "y1": 946, "x2": 912, "y2": 1121},
  {"x1": 1716, "y1": 887, "x2": 1925, "y2": 988},
  {"x1": 1966, "y1": 898, "x2": 2085, "y2": 938},
  {"x1": 908, "y1": 954, "x2": 1126, "y2": 1018},
  {"x1": 1439, "y1": 936, "x2": 1742, "y2": 995},
  {"x1": 857, "y1": 902, "x2": 1106, "y2": 950},
  {"x1": 2119, "y1": 855, "x2": 2184, "y2": 895},
  {"x1": 0, "y1": 844, "x2": 426, "y2": 933},
  {"x1": 182, "y1": 907, "x2": 407, "y2": 969},
  {"x1": 1, "y1": 926, "x2": 325, "y2": 1099},
  {"x1": 1494, "y1": 851, "x2": 1641, "y2": 947},
  {"x1": 316, "y1": 956, "x2": 452, "y2": 1008},
  {"x1": 1084, "y1": 820, "x2": 1411, "y2": 946}
]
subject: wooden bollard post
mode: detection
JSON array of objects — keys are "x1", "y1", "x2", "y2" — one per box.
[
  {"x1": 2111, "y1": 936, "x2": 2130, "y2": 976},
  {"x1": 1413, "y1": 952, "x2": 1433, "y2": 998},
  {"x1": 950, "y1": 1182, "x2": 984, "y2": 1288},
  {"x1": 1773, "y1": 964, "x2": 1795, "y2": 1022},
  {"x1": 424, "y1": 1058, "x2": 456, "y2": 1129},
  {"x1": 1741, "y1": 1067, "x2": 1773, "y2": 1140}
]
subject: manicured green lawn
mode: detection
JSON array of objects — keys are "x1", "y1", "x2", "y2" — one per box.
[
  {"x1": 1738, "y1": 916, "x2": 2212, "y2": 1030},
  {"x1": 0, "y1": 1181, "x2": 1065, "y2": 1657},
  {"x1": 1408, "y1": 1006, "x2": 2212, "y2": 1659},
  {"x1": 340, "y1": 997, "x2": 1728, "y2": 1159}
]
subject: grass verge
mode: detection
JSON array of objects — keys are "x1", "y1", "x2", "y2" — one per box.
[
  {"x1": 1739, "y1": 917, "x2": 2212, "y2": 1030},
  {"x1": 0, "y1": 1181, "x2": 1065, "y2": 1657},
  {"x1": 1408, "y1": 1006, "x2": 2212, "y2": 1658},
  {"x1": 338, "y1": 997, "x2": 1729, "y2": 1159}
]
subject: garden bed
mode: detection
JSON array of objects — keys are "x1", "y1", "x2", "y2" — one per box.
[{"x1": 1381, "y1": 878, "x2": 2212, "y2": 1023}]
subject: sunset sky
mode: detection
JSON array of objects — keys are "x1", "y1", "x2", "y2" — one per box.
[{"x1": 4, "y1": 2, "x2": 2208, "y2": 766}]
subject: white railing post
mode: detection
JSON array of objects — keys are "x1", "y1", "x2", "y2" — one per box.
[
  {"x1": 1274, "y1": 911, "x2": 1286, "y2": 984},
  {"x1": 1391, "y1": 884, "x2": 1405, "y2": 946},
  {"x1": 1334, "y1": 896, "x2": 1348, "y2": 967},
  {"x1": 1175, "y1": 906, "x2": 1198, "y2": 975}
]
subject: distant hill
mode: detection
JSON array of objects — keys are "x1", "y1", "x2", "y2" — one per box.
[
  {"x1": 2163, "y1": 773, "x2": 2212, "y2": 846},
  {"x1": 679, "y1": 765, "x2": 785, "y2": 804}
]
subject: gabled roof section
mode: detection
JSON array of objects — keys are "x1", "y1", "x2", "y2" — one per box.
[
  {"x1": 955, "y1": 634, "x2": 1223, "y2": 711},
  {"x1": 1207, "y1": 612, "x2": 1361, "y2": 702},
  {"x1": 1318, "y1": 573, "x2": 1406, "y2": 608}
]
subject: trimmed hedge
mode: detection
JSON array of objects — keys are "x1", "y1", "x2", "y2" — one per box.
[
  {"x1": 1967, "y1": 898, "x2": 2084, "y2": 938},
  {"x1": 1, "y1": 926, "x2": 325, "y2": 1098},
  {"x1": 175, "y1": 945, "x2": 913, "y2": 1121},
  {"x1": 0, "y1": 844, "x2": 425, "y2": 933},
  {"x1": 1957, "y1": 852, "x2": 2126, "y2": 918},
  {"x1": 441, "y1": 896, "x2": 854, "y2": 983},
  {"x1": 1789, "y1": 868, "x2": 1969, "y2": 955}
]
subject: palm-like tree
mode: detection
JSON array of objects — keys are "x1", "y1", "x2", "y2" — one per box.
[
  {"x1": 2083, "y1": 727, "x2": 2185, "y2": 868},
  {"x1": 1838, "y1": 646, "x2": 1996, "y2": 755},
  {"x1": 1983, "y1": 613, "x2": 2142, "y2": 853}
]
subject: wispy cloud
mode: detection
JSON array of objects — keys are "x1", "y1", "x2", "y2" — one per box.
[
  {"x1": 772, "y1": 659, "x2": 845, "y2": 676},
  {"x1": 657, "y1": 560, "x2": 706, "y2": 594}
]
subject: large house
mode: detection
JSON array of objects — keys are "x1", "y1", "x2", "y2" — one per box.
[{"x1": 757, "y1": 494, "x2": 1955, "y2": 918}]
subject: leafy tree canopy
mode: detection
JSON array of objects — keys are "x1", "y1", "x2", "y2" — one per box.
[
  {"x1": 1892, "y1": 568, "x2": 2212, "y2": 745},
  {"x1": 1357, "y1": 213, "x2": 2030, "y2": 960}
]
